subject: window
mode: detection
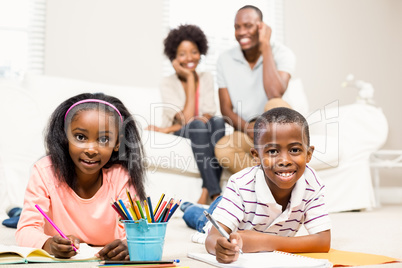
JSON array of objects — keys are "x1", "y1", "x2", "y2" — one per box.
[
  {"x1": 162, "y1": 0, "x2": 284, "y2": 77},
  {"x1": 0, "y1": 0, "x2": 46, "y2": 79}
]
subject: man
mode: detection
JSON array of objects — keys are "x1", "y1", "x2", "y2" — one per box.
[{"x1": 215, "y1": 5, "x2": 296, "y2": 174}]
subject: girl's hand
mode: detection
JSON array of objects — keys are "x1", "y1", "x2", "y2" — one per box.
[
  {"x1": 172, "y1": 59, "x2": 193, "y2": 79},
  {"x1": 145, "y1": 125, "x2": 170, "y2": 134},
  {"x1": 96, "y1": 239, "x2": 129, "y2": 261},
  {"x1": 215, "y1": 232, "x2": 242, "y2": 264},
  {"x1": 145, "y1": 125, "x2": 161, "y2": 132},
  {"x1": 43, "y1": 235, "x2": 80, "y2": 258}
]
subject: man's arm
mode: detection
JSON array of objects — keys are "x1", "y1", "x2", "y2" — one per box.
[
  {"x1": 239, "y1": 229, "x2": 331, "y2": 253},
  {"x1": 258, "y1": 23, "x2": 292, "y2": 99}
]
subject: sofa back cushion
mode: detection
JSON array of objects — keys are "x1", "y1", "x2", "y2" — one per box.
[{"x1": 23, "y1": 74, "x2": 163, "y2": 129}]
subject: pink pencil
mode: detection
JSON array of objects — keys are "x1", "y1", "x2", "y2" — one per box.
[
  {"x1": 35, "y1": 204, "x2": 78, "y2": 252},
  {"x1": 154, "y1": 201, "x2": 167, "y2": 221}
]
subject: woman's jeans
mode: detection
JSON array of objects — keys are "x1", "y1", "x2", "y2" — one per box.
[
  {"x1": 174, "y1": 116, "x2": 225, "y2": 197},
  {"x1": 183, "y1": 196, "x2": 222, "y2": 232}
]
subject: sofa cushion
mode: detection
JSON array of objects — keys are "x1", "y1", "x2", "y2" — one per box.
[{"x1": 141, "y1": 130, "x2": 199, "y2": 175}]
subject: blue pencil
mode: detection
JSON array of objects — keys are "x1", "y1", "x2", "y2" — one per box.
[
  {"x1": 147, "y1": 196, "x2": 155, "y2": 223},
  {"x1": 158, "y1": 203, "x2": 170, "y2": 223},
  {"x1": 118, "y1": 199, "x2": 133, "y2": 221},
  {"x1": 166, "y1": 200, "x2": 181, "y2": 222}
]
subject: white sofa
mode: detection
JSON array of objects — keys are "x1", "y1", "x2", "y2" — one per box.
[{"x1": 0, "y1": 74, "x2": 388, "y2": 218}]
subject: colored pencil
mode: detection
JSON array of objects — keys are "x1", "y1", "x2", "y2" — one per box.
[
  {"x1": 112, "y1": 199, "x2": 128, "y2": 220},
  {"x1": 98, "y1": 264, "x2": 178, "y2": 267},
  {"x1": 111, "y1": 202, "x2": 125, "y2": 220},
  {"x1": 111, "y1": 193, "x2": 181, "y2": 225},
  {"x1": 144, "y1": 200, "x2": 152, "y2": 223},
  {"x1": 159, "y1": 199, "x2": 173, "y2": 222},
  {"x1": 153, "y1": 193, "x2": 165, "y2": 215},
  {"x1": 154, "y1": 201, "x2": 167, "y2": 221},
  {"x1": 162, "y1": 200, "x2": 173, "y2": 222},
  {"x1": 126, "y1": 188, "x2": 136, "y2": 214},
  {"x1": 117, "y1": 200, "x2": 125, "y2": 215},
  {"x1": 99, "y1": 259, "x2": 178, "y2": 265},
  {"x1": 118, "y1": 199, "x2": 133, "y2": 221},
  {"x1": 35, "y1": 204, "x2": 78, "y2": 252},
  {"x1": 135, "y1": 199, "x2": 145, "y2": 219},
  {"x1": 128, "y1": 207, "x2": 138, "y2": 221},
  {"x1": 154, "y1": 200, "x2": 167, "y2": 220},
  {"x1": 166, "y1": 199, "x2": 181, "y2": 222},
  {"x1": 133, "y1": 202, "x2": 142, "y2": 219},
  {"x1": 113, "y1": 201, "x2": 128, "y2": 220},
  {"x1": 147, "y1": 196, "x2": 155, "y2": 223},
  {"x1": 111, "y1": 197, "x2": 124, "y2": 219}
]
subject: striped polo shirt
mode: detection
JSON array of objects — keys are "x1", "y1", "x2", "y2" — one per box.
[{"x1": 211, "y1": 165, "x2": 331, "y2": 236}]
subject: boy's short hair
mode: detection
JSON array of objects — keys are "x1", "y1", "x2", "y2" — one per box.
[{"x1": 253, "y1": 107, "x2": 310, "y2": 146}]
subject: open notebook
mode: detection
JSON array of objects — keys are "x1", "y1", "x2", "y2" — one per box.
[
  {"x1": 188, "y1": 251, "x2": 332, "y2": 268},
  {"x1": 0, "y1": 243, "x2": 100, "y2": 264}
]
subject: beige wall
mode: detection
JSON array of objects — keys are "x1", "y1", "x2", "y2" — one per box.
[
  {"x1": 45, "y1": 0, "x2": 164, "y2": 88},
  {"x1": 284, "y1": 0, "x2": 402, "y2": 149},
  {"x1": 284, "y1": 0, "x2": 402, "y2": 186}
]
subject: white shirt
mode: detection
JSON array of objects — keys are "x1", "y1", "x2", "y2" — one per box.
[{"x1": 216, "y1": 42, "x2": 296, "y2": 121}]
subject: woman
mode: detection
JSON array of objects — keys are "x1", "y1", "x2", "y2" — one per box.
[{"x1": 147, "y1": 24, "x2": 225, "y2": 204}]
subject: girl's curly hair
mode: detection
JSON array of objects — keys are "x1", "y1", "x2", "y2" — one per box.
[{"x1": 163, "y1": 24, "x2": 208, "y2": 61}]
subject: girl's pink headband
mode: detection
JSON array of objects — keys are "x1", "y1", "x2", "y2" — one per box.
[{"x1": 64, "y1": 99, "x2": 123, "y2": 123}]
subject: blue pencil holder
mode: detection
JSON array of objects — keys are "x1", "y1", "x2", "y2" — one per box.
[{"x1": 123, "y1": 219, "x2": 168, "y2": 261}]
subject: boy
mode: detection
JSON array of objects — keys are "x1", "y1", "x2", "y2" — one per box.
[{"x1": 205, "y1": 107, "x2": 331, "y2": 263}]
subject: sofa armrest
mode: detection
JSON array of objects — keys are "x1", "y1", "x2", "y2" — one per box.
[{"x1": 307, "y1": 103, "x2": 388, "y2": 171}]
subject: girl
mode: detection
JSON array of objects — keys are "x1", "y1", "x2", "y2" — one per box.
[
  {"x1": 15, "y1": 93, "x2": 146, "y2": 260},
  {"x1": 146, "y1": 24, "x2": 225, "y2": 204}
]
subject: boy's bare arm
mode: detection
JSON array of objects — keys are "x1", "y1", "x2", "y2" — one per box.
[{"x1": 238, "y1": 229, "x2": 331, "y2": 253}]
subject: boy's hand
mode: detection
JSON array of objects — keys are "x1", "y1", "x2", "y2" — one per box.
[
  {"x1": 215, "y1": 232, "x2": 242, "y2": 264},
  {"x1": 43, "y1": 235, "x2": 80, "y2": 258},
  {"x1": 96, "y1": 239, "x2": 129, "y2": 261}
]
